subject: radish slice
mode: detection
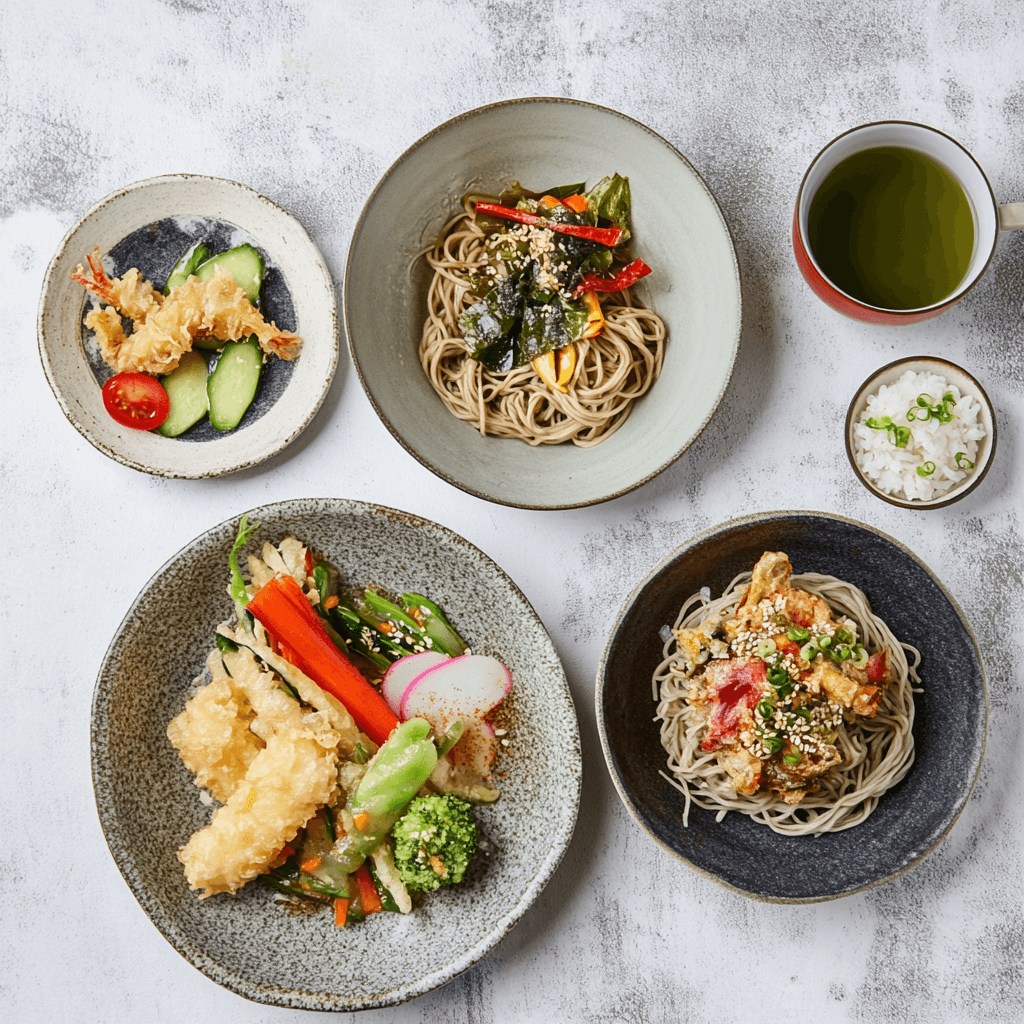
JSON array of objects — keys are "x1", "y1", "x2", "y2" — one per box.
[
  {"x1": 381, "y1": 652, "x2": 448, "y2": 715},
  {"x1": 449, "y1": 717, "x2": 498, "y2": 776},
  {"x1": 399, "y1": 654, "x2": 512, "y2": 722}
]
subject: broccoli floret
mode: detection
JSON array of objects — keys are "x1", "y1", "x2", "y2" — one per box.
[{"x1": 391, "y1": 794, "x2": 478, "y2": 892}]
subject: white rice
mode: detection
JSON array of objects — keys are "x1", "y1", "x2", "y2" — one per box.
[{"x1": 852, "y1": 369, "x2": 986, "y2": 501}]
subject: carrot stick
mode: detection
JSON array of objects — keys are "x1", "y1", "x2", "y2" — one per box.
[
  {"x1": 247, "y1": 575, "x2": 399, "y2": 744},
  {"x1": 355, "y1": 864, "x2": 382, "y2": 915},
  {"x1": 334, "y1": 897, "x2": 349, "y2": 927}
]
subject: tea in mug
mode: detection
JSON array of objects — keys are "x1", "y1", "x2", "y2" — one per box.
[{"x1": 807, "y1": 146, "x2": 974, "y2": 310}]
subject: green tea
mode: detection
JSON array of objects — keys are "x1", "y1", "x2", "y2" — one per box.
[{"x1": 807, "y1": 146, "x2": 974, "y2": 310}]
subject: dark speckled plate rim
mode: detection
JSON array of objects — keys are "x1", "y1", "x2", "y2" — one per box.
[
  {"x1": 343, "y1": 95, "x2": 742, "y2": 510},
  {"x1": 594, "y1": 509, "x2": 989, "y2": 904},
  {"x1": 91, "y1": 497, "x2": 582, "y2": 1010},
  {"x1": 844, "y1": 355, "x2": 998, "y2": 509},
  {"x1": 37, "y1": 174, "x2": 338, "y2": 479}
]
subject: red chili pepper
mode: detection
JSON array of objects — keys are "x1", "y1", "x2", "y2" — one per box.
[
  {"x1": 473, "y1": 201, "x2": 622, "y2": 246},
  {"x1": 573, "y1": 258, "x2": 653, "y2": 296}
]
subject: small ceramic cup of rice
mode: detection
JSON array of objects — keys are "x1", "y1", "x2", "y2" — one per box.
[{"x1": 845, "y1": 356, "x2": 997, "y2": 509}]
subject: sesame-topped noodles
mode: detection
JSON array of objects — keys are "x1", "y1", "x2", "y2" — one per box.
[
  {"x1": 419, "y1": 178, "x2": 665, "y2": 447},
  {"x1": 653, "y1": 552, "x2": 920, "y2": 836}
]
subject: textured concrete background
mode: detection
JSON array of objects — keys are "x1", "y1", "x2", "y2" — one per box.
[{"x1": 2, "y1": 1, "x2": 1022, "y2": 1021}]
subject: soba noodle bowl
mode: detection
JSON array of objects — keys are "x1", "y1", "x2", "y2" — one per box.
[
  {"x1": 419, "y1": 196, "x2": 665, "y2": 447},
  {"x1": 653, "y1": 560, "x2": 920, "y2": 836}
]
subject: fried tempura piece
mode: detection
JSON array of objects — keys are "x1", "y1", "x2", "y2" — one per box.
[
  {"x1": 173, "y1": 646, "x2": 342, "y2": 897},
  {"x1": 167, "y1": 650, "x2": 264, "y2": 803},
  {"x1": 72, "y1": 248, "x2": 302, "y2": 375},
  {"x1": 178, "y1": 731, "x2": 338, "y2": 897}
]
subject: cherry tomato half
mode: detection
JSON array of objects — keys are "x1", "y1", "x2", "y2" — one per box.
[{"x1": 101, "y1": 372, "x2": 170, "y2": 430}]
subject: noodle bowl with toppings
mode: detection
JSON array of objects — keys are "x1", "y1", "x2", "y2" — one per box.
[
  {"x1": 419, "y1": 176, "x2": 666, "y2": 447},
  {"x1": 653, "y1": 551, "x2": 920, "y2": 836}
]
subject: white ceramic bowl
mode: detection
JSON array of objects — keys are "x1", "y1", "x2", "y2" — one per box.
[
  {"x1": 845, "y1": 356, "x2": 997, "y2": 509},
  {"x1": 345, "y1": 98, "x2": 742, "y2": 509},
  {"x1": 38, "y1": 175, "x2": 338, "y2": 478}
]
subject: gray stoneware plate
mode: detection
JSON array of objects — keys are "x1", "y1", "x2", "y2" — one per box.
[
  {"x1": 345, "y1": 97, "x2": 741, "y2": 509},
  {"x1": 596, "y1": 511, "x2": 987, "y2": 902},
  {"x1": 92, "y1": 498, "x2": 581, "y2": 1010},
  {"x1": 39, "y1": 175, "x2": 337, "y2": 478}
]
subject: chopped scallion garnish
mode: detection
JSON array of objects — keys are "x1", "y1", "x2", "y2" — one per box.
[
  {"x1": 783, "y1": 753, "x2": 802, "y2": 765},
  {"x1": 955, "y1": 452, "x2": 975, "y2": 469},
  {"x1": 756, "y1": 639, "x2": 777, "y2": 659},
  {"x1": 756, "y1": 700, "x2": 774, "y2": 719},
  {"x1": 786, "y1": 626, "x2": 810, "y2": 642},
  {"x1": 917, "y1": 461, "x2": 936, "y2": 477}
]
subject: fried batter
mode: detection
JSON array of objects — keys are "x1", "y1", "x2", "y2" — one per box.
[{"x1": 72, "y1": 247, "x2": 302, "y2": 376}]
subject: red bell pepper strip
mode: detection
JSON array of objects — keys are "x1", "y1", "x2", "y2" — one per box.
[
  {"x1": 473, "y1": 201, "x2": 622, "y2": 246},
  {"x1": 573, "y1": 258, "x2": 652, "y2": 296},
  {"x1": 247, "y1": 575, "x2": 399, "y2": 745}
]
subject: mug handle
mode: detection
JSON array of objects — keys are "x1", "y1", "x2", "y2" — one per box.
[{"x1": 999, "y1": 203, "x2": 1024, "y2": 231}]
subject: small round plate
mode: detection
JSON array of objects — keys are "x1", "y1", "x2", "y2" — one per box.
[
  {"x1": 39, "y1": 175, "x2": 338, "y2": 478},
  {"x1": 597, "y1": 511, "x2": 987, "y2": 902},
  {"x1": 92, "y1": 498, "x2": 581, "y2": 1010},
  {"x1": 345, "y1": 98, "x2": 741, "y2": 509}
]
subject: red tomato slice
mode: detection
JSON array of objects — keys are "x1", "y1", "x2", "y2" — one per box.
[{"x1": 101, "y1": 372, "x2": 170, "y2": 430}]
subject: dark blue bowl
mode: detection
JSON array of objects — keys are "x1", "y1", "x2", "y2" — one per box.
[{"x1": 596, "y1": 511, "x2": 987, "y2": 902}]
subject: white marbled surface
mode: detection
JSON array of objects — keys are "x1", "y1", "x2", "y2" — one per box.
[{"x1": 2, "y1": 2, "x2": 1022, "y2": 1021}]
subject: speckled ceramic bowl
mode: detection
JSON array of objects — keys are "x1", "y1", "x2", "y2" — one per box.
[
  {"x1": 39, "y1": 175, "x2": 338, "y2": 477},
  {"x1": 596, "y1": 511, "x2": 987, "y2": 902},
  {"x1": 845, "y1": 356, "x2": 997, "y2": 509},
  {"x1": 345, "y1": 97, "x2": 741, "y2": 509},
  {"x1": 93, "y1": 499, "x2": 581, "y2": 1010}
]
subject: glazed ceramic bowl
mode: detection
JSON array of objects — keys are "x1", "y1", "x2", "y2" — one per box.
[
  {"x1": 845, "y1": 356, "x2": 997, "y2": 508},
  {"x1": 39, "y1": 175, "x2": 338, "y2": 477},
  {"x1": 345, "y1": 97, "x2": 741, "y2": 509},
  {"x1": 93, "y1": 498, "x2": 581, "y2": 1010},
  {"x1": 596, "y1": 511, "x2": 987, "y2": 902}
]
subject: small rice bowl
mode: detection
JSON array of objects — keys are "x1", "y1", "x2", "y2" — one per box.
[{"x1": 852, "y1": 370, "x2": 986, "y2": 501}]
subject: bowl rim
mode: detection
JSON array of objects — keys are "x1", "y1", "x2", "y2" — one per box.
[
  {"x1": 594, "y1": 508, "x2": 989, "y2": 903},
  {"x1": 91, "y1": 496, "x2": 582, "y2": 1009},
  {"x1": 37, "y1": 173, "x2": 338, "y2": 479},
  {"x1": 343, "y1": 95, "x2": 742, "y2": 510},
  {"x1": 844, "y1": 355, "x2": 997, "y2": 509}
]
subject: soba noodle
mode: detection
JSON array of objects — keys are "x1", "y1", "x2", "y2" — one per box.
[
  {"x1": 419, "y1": 205, "x2": 665, "y2": 447},
  {"x1": 653, "y1": 571, "x2": 920, "y2": 836}
]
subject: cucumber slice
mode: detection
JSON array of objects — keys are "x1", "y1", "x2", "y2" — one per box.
[
  {"x1": 207, "y1": 336, "x2": 262, "y2": 431},
  {"x1": 163, "y1": 242, "x2": 212, "y2": 294},
  {"x1": 194, "y1": 244, "x2": 265, "y2": 303},
  {"x1": 157, "y1": 350, "x2": 209, "y2": 437}
]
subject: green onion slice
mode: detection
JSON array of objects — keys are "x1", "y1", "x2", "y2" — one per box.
[
  {"x1": 851, "y1": 645, "x2": 869, "y2": 669},
  {"x1": 786, "y1": 625, "x2": 810, "y2": 642},
  {"x1": 832, "y1": 644, "x2": 852, "y2": 662},
  {"x1": 834, "y1": 627, "x2": 854, "y2": 645},
  {"x1": 800, "y1": 641, "x2": 818, "y2": 662},
  {"x1": 865, "y1": 415, "x2": 893, "y2": 429},
  {"x1": 917, "y1": 394, "x2": 933, "y2": 407},
  {"x1": 765, "y1": 736, "x2": 783, "y2": 753},
  {"x1": 955, "y1": 452, "x2": 975, "y2": 469},
  {"x1": 767, "y1": 665, "x2": 789, "y2": 687},
  {"x1": 783, "y1": 753, "x2": 802, "y2": 765},
  {"x1": 917, "y1": 461, "x2": 936, "y2": 477},
  {"x1": 796, "y1": 707, "x2": 812, "y2": 721},
  {"x1": 756, "y1": 700, "x2": 774, "y2": 719},
  {"x1": 756, "y1": 639, "x2": 777, "y2": 659},
  {"x1": 891, "y1": 425, "x2": 911, "y2": 448}
]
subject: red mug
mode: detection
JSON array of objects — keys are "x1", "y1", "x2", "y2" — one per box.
[{"x1": 793, "y1": 121, "x2": 1023, "y2": 325}]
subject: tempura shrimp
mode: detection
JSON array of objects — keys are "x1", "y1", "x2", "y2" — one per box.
[{"x1": 72, "y1": 247, "x2": 302, "y2": 376}]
